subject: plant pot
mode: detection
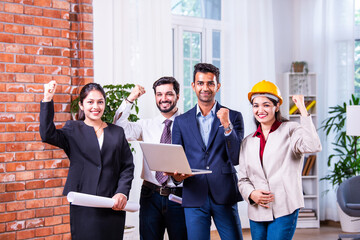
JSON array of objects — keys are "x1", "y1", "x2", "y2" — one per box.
[
  {"x1": 293, "y1": 63, "x2": 305, "y2": 73},
  {"x1": 123, "y1": 226, "x2": 136, "y2": 240},
  {"x1": 337, "y1": 203, "x2": 360, "y2": 233}
]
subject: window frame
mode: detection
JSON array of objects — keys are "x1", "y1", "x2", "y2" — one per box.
[
  {"x1": 172, "y1": 15, "x2": 222, "y2": 112},
  {"x1": 354, "y1": 1, "x2": 360, "y2": 96}
]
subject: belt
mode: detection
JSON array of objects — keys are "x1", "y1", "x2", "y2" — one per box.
[{"x1": 142, "y1": 180, "x2": 182, "y2": 197}]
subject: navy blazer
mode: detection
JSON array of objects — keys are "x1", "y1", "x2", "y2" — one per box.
[
  {"x1": 40, "y1": 101, "x2": 134, "y2": 199},
  {"x1": 172, "y1": 103, "x2": 244, "y2": 207}
]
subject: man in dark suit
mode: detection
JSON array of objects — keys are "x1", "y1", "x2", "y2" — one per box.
[{"x1": 171, "y1": 63, "x2": 244, "y2": 240}]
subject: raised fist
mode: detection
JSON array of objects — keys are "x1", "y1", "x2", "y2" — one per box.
[
  {"x1": 127, "y1": 85, "x2": 146, "y2": 102},
  {"x1": 43, "y1": 80, "x2": 57, "y2": 102}
]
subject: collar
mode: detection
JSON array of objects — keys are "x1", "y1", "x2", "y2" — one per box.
[
  {"x1": 157, "y1": 108, "x2": 181, "y2": 124},
  {"x1": 253, "y1": 120, "x2": 282, "y2": 137},
  {"x1": 196, "y1": 101, "x2": 217, "y2": 117}
]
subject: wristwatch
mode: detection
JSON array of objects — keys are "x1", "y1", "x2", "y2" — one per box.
[{"x1": 224, "y1": 122, "x2": 233, "y2": 132}]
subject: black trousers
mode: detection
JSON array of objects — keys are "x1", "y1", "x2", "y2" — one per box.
[{"x1": 70, "y1": 204, "x2": 126, "y2": 240}]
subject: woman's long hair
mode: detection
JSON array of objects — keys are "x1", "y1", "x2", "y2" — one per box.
[{"x1": 77, "y1": 83, "x2": 106, "y2": 121}]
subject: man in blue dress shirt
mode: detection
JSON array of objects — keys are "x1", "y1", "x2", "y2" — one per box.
[{"x1": 171, "y1": 63, "x2": 244, "y2": 240}]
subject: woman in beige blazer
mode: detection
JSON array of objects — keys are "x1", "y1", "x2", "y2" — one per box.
[{"x1": 238, "y1": 80, "x2": 322, "y2": 240}]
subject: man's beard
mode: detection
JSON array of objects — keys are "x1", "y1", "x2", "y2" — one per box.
[{"x1": 157, "y1": 100, "x2": 177, "y2": 113}]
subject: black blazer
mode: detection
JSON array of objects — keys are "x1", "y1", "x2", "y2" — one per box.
[
  {"x1": 40, "y1": 101, "x2": 134, "y2": 198},
  {"x1": 172, "y1": 103, "x2": 244, "y2": 207}
]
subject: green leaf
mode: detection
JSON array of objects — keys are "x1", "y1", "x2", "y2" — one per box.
[{"x1": 70, "y1": 83, "x2": 140, "y2": 133}]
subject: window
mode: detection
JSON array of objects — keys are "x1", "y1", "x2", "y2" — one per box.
[
  {"x1": 172, "y1": 0, "x2": 221, "y2": 20},
  {"x1": 172, "y1": 0, "x2": 222, "y2": 112},
  {"x1": 355, "y1": 0, "x2": 360, "y2": 96}
]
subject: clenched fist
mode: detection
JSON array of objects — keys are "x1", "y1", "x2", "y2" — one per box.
[
  {"x1": 216, "y1": 107, "x2": 230, "y2": 128},
  {"x1": 43, "y1": 80, "x2": 57, "y2": 102},
  {"x1": 127, "y1": 85, "x2": 146, "y2": 102},
  {"x1": 292, "y1": 95, "x2": 308, "y2": 116}
]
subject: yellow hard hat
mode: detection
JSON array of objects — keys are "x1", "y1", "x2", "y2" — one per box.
[{"x1": 248, "y1": 80, "x2": 283, "y2": 105}]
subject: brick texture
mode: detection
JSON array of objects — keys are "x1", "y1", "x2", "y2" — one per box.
[{"x1": 0, "y1": 0, "x2": 93, "y2": 239}]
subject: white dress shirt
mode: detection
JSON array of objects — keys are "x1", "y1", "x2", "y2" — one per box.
[
  {"x1": 114, "y1": 101, "x2": 181, "y2": 187},
  {"x1": 97, "y1": 131, "x2": 104, "y2": 149}
]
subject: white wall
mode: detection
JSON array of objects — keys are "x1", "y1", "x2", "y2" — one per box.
[
  {"x1": 272, "y1": 0, "x2": 294, "y2": 96},
  {"x1": 93, "y1": 0, "x2": 173, "y2": 121},
  {"x1": 93, "y1": 0, "x2": 114, "y2": 86}
]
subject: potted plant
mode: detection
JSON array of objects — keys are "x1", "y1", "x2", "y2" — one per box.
[
  {"x1": 123, "y1": 225, "x2": 135, "y2": 239},
  {"x1": 320, "y1": 94, "x2": 360, "y2": 232},
  {"x1": 320, "y1": 94, "x2": 360, "y2": 187},
  {"x1": 70, "y1": 83, "x2": 139, "y2": 123},
  {"x1": 291, "y1": 61, "x2": 309, "y2": 74}
]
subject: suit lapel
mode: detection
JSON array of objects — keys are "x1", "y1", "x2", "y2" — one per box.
[
  {"x1": 188, "y1": 106, "x2": 206, "y2": 150},
  {"x1": 80, "y1": 122, "x2": 102, "y2": 166},
  {"x1": 206, "y1": 103, "x2": 221, "y2": 149}
]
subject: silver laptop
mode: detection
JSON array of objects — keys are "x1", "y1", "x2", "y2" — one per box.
[{"x1": 139, "y1": 142, "x2": 212, "y2": 175}]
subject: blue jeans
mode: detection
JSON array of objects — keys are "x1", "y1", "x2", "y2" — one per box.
[
  {"x1": 184, "y1": 195, "x2": 243, "y2": 240},
  {"x1": 249, "y1": 209, "x2": 299, "y2": 240},
  {"x1": 139, "y1": 185, "x2": 187, "y2": 240}
]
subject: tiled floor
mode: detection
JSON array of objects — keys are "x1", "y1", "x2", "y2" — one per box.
[{"x1": 211, "y1": 223, "x2": 353, "y2": 240}]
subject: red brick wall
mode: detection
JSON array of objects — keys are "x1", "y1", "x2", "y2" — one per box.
[{"x1": 0, "y1": 0, "x2": 93, "y2": 239}]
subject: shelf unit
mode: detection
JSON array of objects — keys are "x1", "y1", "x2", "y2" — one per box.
[{"x1": 282, "y1": 72, "x2": 320, "y2": 228}]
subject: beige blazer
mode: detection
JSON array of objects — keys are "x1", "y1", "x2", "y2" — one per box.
[{"x1": 238, "y1": 116, "x2": 322, "y2": 221}]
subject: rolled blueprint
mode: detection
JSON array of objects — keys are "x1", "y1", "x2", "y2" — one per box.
[
  {"x1": 67, "y1": 191, "x2": 139, "y2": 212},
  {"x1": 168, "y1": 194, "x2": 182, "y2": 204}
]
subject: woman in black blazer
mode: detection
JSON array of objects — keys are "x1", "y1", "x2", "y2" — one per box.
[{"x1": 40, "y1": 81, "x2": 134, "y2": 240}]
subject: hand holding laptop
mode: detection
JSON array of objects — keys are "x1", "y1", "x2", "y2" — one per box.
[{"x1": 164, "y1": 171, "x2": 193, "y2": 182}]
